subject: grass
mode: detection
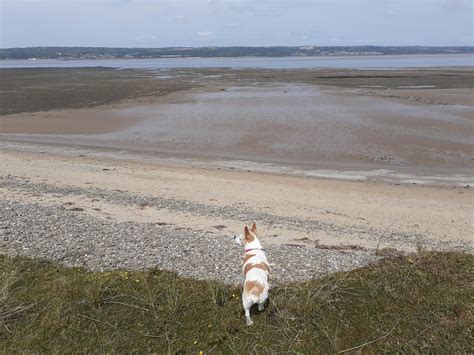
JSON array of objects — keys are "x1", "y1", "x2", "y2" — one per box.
[{"x1": 1, "y1": 252, "x2": 472, "y2": 353}]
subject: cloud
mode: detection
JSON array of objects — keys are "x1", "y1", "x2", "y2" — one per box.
[
  {"x1": 197, "y1": 31, "x2": 213, "y2": 37},
  {"x1": 3, "y1": 0, "x2": 121, "y2": 3},
  {"x1": 2, "y1": 0, "x2": 472, "y2": 47},
  {"x1": 355, "y1": 39, "x2": 378, "y2": 44},
  {"x1": 383, "y1": 9, "x2": 398, "y2": 18},
  {"x1": 444, "y1": 0, "x2": 474, "y2": 9},
  {"x1": 136, "y1": 35, "x2": 157, "y2": 42}
]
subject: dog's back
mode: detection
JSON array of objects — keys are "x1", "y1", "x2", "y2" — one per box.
[
  {"x1": 237, "y1": 224, "x2": 270, "y2": 326},
  {"x1": 243, "y1": 249, "x2": 269, "y2": 303}
]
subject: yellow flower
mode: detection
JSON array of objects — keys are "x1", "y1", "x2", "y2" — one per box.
[
  {"x1": 199, "y1": 352, "x2": 203, "y2": 355},
  {"x1": 194, "y1": 340, "x2": 197, "y2": 345}
]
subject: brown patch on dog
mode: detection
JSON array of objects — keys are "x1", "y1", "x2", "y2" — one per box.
[
  {"x1": 244, "y1": 280, "x2": 264, "y2": 295},
  {"x1": 242, "y1": 253, "x2": 256, "y2": 265},
  {"x1": 244, "y1": 226, "x2": 255, "y2": 243},
  {"x1": 243, "y1": 262, "x2": 270, "y2": 277}
]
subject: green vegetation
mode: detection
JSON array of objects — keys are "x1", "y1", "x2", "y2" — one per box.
[
  {"x1": 1, "y1": 252, "x2": 472, "y2": 353},
  {"x1": 1, "y1": 46, "x2": 473, "y2": 60}
]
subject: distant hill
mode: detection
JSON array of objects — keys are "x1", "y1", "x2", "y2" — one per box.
[{"x1": 1, "y1": 46, "x2": 473, "y2": 60}]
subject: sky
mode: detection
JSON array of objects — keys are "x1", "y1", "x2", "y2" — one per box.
[{"x1": 1, "y1": 0, "x2": 473, "y2": 48}]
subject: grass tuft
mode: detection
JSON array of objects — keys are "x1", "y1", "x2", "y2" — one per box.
[{"x1": 1, "y1": 252, "x2": 472, "y2": 353}]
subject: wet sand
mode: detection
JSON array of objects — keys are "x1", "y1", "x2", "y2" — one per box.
[{"x1": 1, "y1": 80, "x2": 472, "y2": 184}]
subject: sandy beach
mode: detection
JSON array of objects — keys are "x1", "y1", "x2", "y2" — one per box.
[
  {"x1": 1, "y1": 67, "x2": 473, "y2": 282},
  {"x1": 1, "y1": 147, "x2": 472, "y2": 250}
]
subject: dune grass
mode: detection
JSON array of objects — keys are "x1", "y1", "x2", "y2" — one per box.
[{"x1": 1, "y1": 252, "x2": 472, "y2": 353}]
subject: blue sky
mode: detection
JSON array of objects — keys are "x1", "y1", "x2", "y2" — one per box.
[{"x1": 1, "y1": 0, "x2": 473, "y2": 48}]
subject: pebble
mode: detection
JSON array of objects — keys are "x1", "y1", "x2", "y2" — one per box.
[
  {"x1": 0, "y1": 198, "x2": 381, "y2": 285},
  {"x1": 1, "y1": 175, "x2": 471, "y2": 285}
]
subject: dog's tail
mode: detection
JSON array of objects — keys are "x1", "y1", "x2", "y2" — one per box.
[
  {"x1": 248, "y1": 292, "x2": 259, "y2": 304},
  {"x1": 246, "y1": 282, "x2": 263, "y2": 304}
]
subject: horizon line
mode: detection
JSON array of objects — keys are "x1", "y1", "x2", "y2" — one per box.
[{"x1": 2, "y1": 45, "x2": 474, "y2": 50}]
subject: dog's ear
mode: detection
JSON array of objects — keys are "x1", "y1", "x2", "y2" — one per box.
[
  {"x1": 244, "y1": 226, "x2": 254, "y2": 242},
  {"x1": 251, "y1": 223, "x2": 257, "y2": 234}
]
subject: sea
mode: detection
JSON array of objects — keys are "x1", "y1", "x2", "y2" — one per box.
[{"x1": 0, "y1": 54, "x2": 473, "y2": 69}]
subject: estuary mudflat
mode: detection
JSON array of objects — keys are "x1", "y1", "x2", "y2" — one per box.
[{"x1": 1, "y1": 67, "x2": 473, "y2": 185}]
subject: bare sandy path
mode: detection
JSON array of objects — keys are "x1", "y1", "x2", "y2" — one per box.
[{"x1": 1, "y1": 148, "x2": 472, "y2": 253}]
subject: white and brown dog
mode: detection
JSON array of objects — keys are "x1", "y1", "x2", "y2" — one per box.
[{"x1": 234, "y1": 223, "x2": 270, "y2": 326}]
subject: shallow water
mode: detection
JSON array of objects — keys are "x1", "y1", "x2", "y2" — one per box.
[
  {"x1": 1, "y1": 54, "x2": 473, "y2": 69},
  {"x1": 2, "y1": 83, "x2": 472, "y2": 184},
  {"x1": 88, "y1": 84, "x2": 474, "y2": 154}
]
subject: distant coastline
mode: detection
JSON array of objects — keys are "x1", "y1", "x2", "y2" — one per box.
[
  {"x1": 1, "y1": 54, "x2": 472, "y2": 69},
  {"x1": 1, "y1": 45, "x2": 473, "y2": 60}
]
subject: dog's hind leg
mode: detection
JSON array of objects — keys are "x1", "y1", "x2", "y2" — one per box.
[
  {"x1": 243, "y1": 297, "x2": 254, "y2": 326},
  {"x1": 258, "y1": 302, "x2": 264, "y2": 311},
  {"x1": 245, "y1": 307, "x2": 253, "y2": 326}
]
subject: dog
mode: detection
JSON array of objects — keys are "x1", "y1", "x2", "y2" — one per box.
[{"x1": 234, "y1": 223, "x2": 270, "y2": 326}]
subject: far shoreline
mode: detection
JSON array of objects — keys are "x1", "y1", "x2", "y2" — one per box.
[
  {"x1": 1, "y1": 53, "x2": 473, "y2": 69},
  {"x1": 3, "y1": 53, "x2": 474, "y2": 60}
]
